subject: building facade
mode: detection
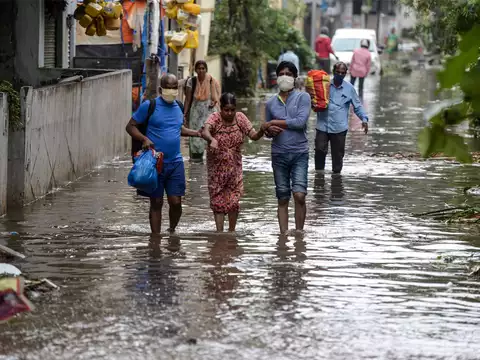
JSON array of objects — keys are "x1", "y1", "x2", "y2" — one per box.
[{"x1": 0, "y1": 0, "x2": 76, "y2": 89}]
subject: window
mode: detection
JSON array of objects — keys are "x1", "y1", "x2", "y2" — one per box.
[{"x1": 332, "y1": 38, "x2": 375, "y2": 52}]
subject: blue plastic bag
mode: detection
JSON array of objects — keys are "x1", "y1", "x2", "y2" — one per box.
[{"x1": 128, "y1": 150, "x2": 158, "y2": 193}]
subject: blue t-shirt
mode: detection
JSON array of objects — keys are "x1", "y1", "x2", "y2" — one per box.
[{"x1": 133, "y1": 97, "x2": 183, "y2": 163}]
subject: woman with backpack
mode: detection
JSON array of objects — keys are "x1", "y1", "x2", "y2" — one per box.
[{"x1": 184, "y1": 60, "x2": 221, "y2": 162}]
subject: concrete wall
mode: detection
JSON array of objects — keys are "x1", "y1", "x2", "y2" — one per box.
[
  {"x1": 8, "y1": 70, "x2": 132, "y2": 207},
  {"x1": 205, "y1": 55, "x2": 222, "y2": 86},
  {"x1": 0, "y1": 93, "x2": 8, "y2": 216}
]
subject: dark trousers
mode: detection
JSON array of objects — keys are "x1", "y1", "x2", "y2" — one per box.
[
  {"x1": 350, "y1": 76, "x2": 365, "y2": 96},
  {"x1": 314, "y1": 130, "x2": 348, "y2": 173},
  {"x1": 317, "y1": 59, "x2": 331, "y2": 73}
]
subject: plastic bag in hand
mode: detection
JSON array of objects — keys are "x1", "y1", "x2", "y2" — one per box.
[{"x1": 128, "y1": 150, "x2": 158, "y2": 193}]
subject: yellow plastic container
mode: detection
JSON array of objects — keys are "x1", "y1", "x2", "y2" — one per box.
[
  {"x1": 168, "y1": 42, "x2": 184, "y2": 54},
  {"x1": 164, "y1": 30, "x2": 175, "y2": 42},
  {"x1": 176, "y1": 9, "x2": 189, "y2": 22},
  {"x1": 102, "y1": 3, "x2": 115, "y2": 18},
  {"x1": 85, "y1": 22, "x2": 97, "y2": 36},
  {"x1": 96, "y1": 16, "x2": 107, "y2": 36},
  {"x1": 170, "y1": 31, "x2": 188, "y2": 46},
  {"x1": 166, "y1": 0, "x2": 176, "y2": 9},
  {"x1": 112, "y1": 2, "x2": 123, "y2": 19},
  {"x1": 85, "y1": 2, "x2": 103, "y2": 18},
  {"x1": 176, "y1": 0, "x2": 193, "y2": 3},
  {"x1": 185, "y1": 30, "x2": 199, "y2": 49},
  {"x1": 74, "y1": 5, "x2": 86, "y2": 20},
  {"x1": 165, "y1": 6, "x2": 178, "y2": 19},
  {"x1": 79, "y1": 14, "x2": 93, "y2": 28},
  {"x1": 183, "y1": 3, "x2": 201, "y2": 16},
  {"x1": 105, "y1": 17, "x2": 121, "y2": 31}
]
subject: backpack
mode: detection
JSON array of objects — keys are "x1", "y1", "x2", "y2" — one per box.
[
  {"x1": 131, "y1": 98, "x2": 184, "y2": 159},
  {"x1": 305, "y1": 69, "x2": 330, "y2": 112}
]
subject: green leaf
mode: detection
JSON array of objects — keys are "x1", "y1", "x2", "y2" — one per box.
[
  {"x1": 418, "y1": 128, "x2": 432, "y2": 157},
  {"x1": 418, "y1": 125, "x2": 447, "y2": 158},
  {"x1": 437, "y1": 25, "x2": 480, "y2": 89},
  {"x1": 443, "y1": 134, "x2": 473, "y2": 163},
  {"x1": 443, "y1": 102, "x2": 470, "y2": 125}
]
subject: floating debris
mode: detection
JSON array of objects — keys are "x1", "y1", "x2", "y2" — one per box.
[
  {"x1": 414, "y1": 206, "x2": 480, "y2": 223},
  {"x1": 0, "y1": 245, "x2": 26, "y2": 259},
  {"x1": 0, "y1": 264, "x2": 22, "y2": 276},
  {"x1": 0, "y1": 276, "x2": 34, "y2": 323},
  {"x1": 368, "y1": 152, "x2": 480, "y2": 163}
]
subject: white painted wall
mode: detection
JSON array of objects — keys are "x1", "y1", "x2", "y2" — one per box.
[
  {"x1": 10, "y1": 70, "x2": 131, "y2": 206},
  {"x1": 0, "y1": 93, "x2": 8, "y2": 215},
  {"x1": 197, "y1": 0, "x2": 216, "y2": 60}
]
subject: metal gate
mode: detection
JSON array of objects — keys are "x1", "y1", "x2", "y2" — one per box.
[{"x1": 43, "y1": 8, "x2": 57, "y2": 68}]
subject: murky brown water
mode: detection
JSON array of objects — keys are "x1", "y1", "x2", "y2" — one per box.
[{"x1": 1, "y1": 70, "x2": 480, "y2": 360}]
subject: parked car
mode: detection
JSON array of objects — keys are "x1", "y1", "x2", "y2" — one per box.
[{"x1": 329, "y1": 28, "x2": 382, "y2": 75}]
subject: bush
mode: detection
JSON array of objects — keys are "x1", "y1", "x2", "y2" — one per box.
[{"x1": 0, "y1": 81, "x2": 22, "y2": 131}]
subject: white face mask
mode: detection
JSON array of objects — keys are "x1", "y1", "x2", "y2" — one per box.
[
  {"x1": 161, "y1": 88, "x2": 179, "y2": 103},
  {"x1": 277, "y1": 75, "x2": 295, "y2": 92}
]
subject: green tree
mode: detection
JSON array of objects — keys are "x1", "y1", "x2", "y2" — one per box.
[
  {"x1": 403, "y1": 0, "x2": 480, "y2": 162},
  {"x1": 209, "y1": 0, "x2": 314, "y2": 95},
  {"x1": 402, "y1": 0, "x2": 480, "y2": 54}
]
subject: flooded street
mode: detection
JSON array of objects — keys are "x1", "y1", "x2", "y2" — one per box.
[{"x1": 1, "y1": 70, "x2": 480, "y2": 359}]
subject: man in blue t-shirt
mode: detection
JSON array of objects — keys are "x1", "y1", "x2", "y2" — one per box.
[{"x1": 126, "y1": 74, "x2": 202, "y2": 235}]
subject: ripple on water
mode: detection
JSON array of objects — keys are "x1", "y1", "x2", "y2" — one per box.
[{"x1": 1, "y1": 71, "x2": 480, "y2": 359}]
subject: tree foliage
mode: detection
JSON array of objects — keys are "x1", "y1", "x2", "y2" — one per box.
[
  {"x1": 209, "y1": 0, "x2": 314, "y2": 94},
  {"x1": 417, "y1": 24, "x2": 480, "y2": 163},
  {"x1": 402, "y1": 0, "x2": 480, "y2": 54},
  {"x1": 0, "y1": 81, "x2": 22, "y2": 131},
  {"x1": 403, "y1": 0, "x2": 480, "y2": 163}
]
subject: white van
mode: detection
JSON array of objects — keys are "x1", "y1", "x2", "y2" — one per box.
[{"x1": 329, "y1": 28, "x2": 382, "y2": 75}]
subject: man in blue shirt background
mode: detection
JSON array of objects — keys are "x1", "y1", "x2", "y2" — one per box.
[
  {"x1": 278, "y1": 48, "x2": 300, "y2": 74},
  {"x1": 315, "y1": 62, "x2": 369, "y2": 174},
  {"x1": 264, "y1": 61, "x2": 311, "y2": 235},
  {"x1": 126, "y1": 74, "x2": 201, "y2": 235}
]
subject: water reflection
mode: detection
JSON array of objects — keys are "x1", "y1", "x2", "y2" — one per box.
[
  {"x1": 330, "y1": 174, "x2": 345, "y2": 204},
  {"x1": 133, "y1": 235, "x2": 182, "y2": 307},
  {"x1": 269, "y1": 235, "x2": 308, "y2": 310},
  {"x1": 203, "y1": 234, "x2": 242, "y2": 302},
  {"x1": 1, "y1": 70, "x2": 480, "y2": 359},
  {"x1": 312, "y1": 172, "x2": 345, "y2": 206}
]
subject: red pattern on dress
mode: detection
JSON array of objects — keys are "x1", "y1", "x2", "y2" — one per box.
[{"x1": 206, "y1": 112, "x2": 253, "y2": 214}]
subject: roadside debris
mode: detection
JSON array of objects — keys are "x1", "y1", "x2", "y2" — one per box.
[
  {"x1": 0, "y1": 243, "x2": 59, "y2": 322},
  {"x1": 368, "y1": 151, "x2": 480, "y2": 162},
  {"x1": 0, "y1": 276, "x2": 34, "y2": 323},
  {"x1": 413, "y1": 206, "x2": 480, "y2": 223},
  {"x1": 0, "y1": 244, "x2": 26, "y2": 259}
]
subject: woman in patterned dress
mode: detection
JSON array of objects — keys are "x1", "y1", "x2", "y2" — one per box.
[
  {"x1": 202, "y1": 93, "x2": 277, "y2": 232},
  {"x1": 184, "y1": 60, "x2": 221, "y2": 162}
]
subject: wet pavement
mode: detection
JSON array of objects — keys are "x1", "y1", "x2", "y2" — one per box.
[{"x1": 1, "y1": 70, "x2": 480, "y2": 360}]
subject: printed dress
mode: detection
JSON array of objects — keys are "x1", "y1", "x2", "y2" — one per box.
[{"x1": 205, "y1": 112, "x2": 253, "y2": 214}]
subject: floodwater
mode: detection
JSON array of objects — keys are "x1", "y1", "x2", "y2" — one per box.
[{"x1": 1, "y1": 70, "x2": 480, "y2": 360}]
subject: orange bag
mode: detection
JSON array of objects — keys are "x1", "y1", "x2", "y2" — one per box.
[{"x1": 305, "y1": 69, "x2": 330, "y2": 112}]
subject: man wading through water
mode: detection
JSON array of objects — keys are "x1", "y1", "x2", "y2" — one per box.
[
  {"x1": 264, "y1": 61, "x2": 312, "y2": 234},
  {"x1": 315, "y1": 62, "x2": 369, "y2": 174},
  {"x1": 126, "y1": 74, "x2": 202, "y2": 235}
]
